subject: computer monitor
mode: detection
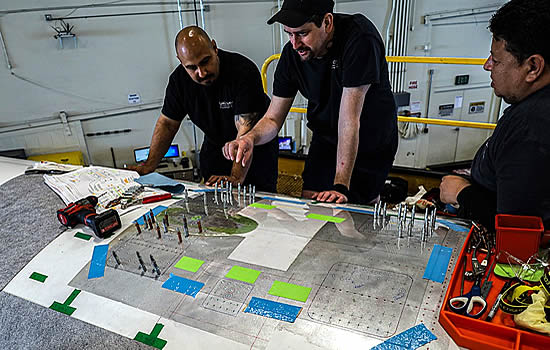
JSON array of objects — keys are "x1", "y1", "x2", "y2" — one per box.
[
  {"x1": 278, "y1": 137, "x2": 293, "y2": 151},
  {"x1": 163, "y1": 144, "x2": 179, "y2": 159},
  {"x1": 134, "y1": 144, "x2": 179, "y2": 163}
]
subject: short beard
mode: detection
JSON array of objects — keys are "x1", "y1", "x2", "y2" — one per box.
[{"x1": 498, "y1": 92, "x2": 521, "y2": 104}]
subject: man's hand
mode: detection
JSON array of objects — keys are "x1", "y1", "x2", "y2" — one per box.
[
  {"x1": 223, "y1": 135, "x2": 254, "y2": 167},
  {"x1": 303, "y1": 189, "x2": 348, "y2": 204},
  {"x1": 439, "y1": 175, "x2": 471, "y2": 205},
  {"x1": 126, "y1": 164, "x2": 155, "y2": 176},
  {"x1": 205, "y1": 175, "x2": 241, "y2": 187},
  {"x1": 313, "y1": 190, "x2": 348, "y2": 204}
]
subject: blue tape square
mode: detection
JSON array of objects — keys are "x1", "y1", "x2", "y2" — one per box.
[
  {"x1": 134, "y1": 206, "x2": 168, "y2": 225},
  {"x1": 423, "y1": 244, "x2": 453, "y2": 283},
  {"x1": 244, "y1": 297, "x2": 302, "y2": 323},
  {"x1": 335, "y1": 206, "x2": 374, "y2": 215},
  {"x1": 438, "y1": 219, "x2": 469, "y2": 232},
  {"x1": 371, "y1": 323, "x2": 437, "y2": 350},
  {"x1": 162, "y1": 274, "x2": 204, "y2": 298},
  {"x1": 88, "y1": 244, "x2": 109, "y2": 279}
]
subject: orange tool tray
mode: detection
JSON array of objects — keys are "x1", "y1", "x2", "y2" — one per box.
[{"x1": 439, "y1": 228, "x2": 550, "y2": 350}]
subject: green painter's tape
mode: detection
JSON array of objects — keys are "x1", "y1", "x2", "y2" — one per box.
[
  {"x1": 269, "y1": 280, "x2": 312, "y2": 302},
  {"x1": 29, "y1": 272, "x2": 47, "y2": 283},
  {"x1": 174, "y1": 256, "x2": 205, "y2": 273},
  {"x1": 134, "y1": 323, "x2": 167, "y2": 349},
  {"x1": 225, "y1": 266, "x2": 261, "y2": 284},
  {"x1": 74, "y1": 232, "x2": 92, "y2": 241},
  {"x1": 306, "y1": 213, "x2": 346, "y2": 223},
  {"x1": 64, "y1": 289, "x2": 81, "y2": 305},
  {"x1": 249, "y1": 203, "x2": 276, "y2": 210},
  {"x1": 50, "y1": 289, "x2": 81, "y2": 315},
  {"x1": 50, "y1": 302, "x2": 77, "y2": 316}
]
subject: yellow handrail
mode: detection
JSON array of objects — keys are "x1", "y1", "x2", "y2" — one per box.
[
  {"x1": 398, "y1": 116, "x2": 495, "y2": 130},
  {"x1": 386, "y1": 56, "x2": 487, "y2": 65},
  {"x1": 261, "y1": 53, "x2": 281, "y2": 93},
  {"x1": 261, "y1": 54, "x2": 496, "y2": 130},
  {"x1": 284, "y1": 110, "x2": 495, "y2": 130}
]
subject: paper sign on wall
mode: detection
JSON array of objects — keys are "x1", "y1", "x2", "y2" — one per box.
[
  {"x1": 128, "y1": 93, "x2": 141, "y2": 104},
  {"x1": 410, "y1": 101, "x2": 422, "y2": 113},
  {"x1": 454, "y1": 96, "x2": 463, "y2": 108}
]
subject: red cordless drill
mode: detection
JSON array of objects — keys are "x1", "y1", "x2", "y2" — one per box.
[{"x1": 57, "y1": 196, "x2": 121, "y2": 238}]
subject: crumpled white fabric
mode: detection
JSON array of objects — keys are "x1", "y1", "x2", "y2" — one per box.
[{"x1": 398, "y1": 120, "x2": 421, "y2": 139}]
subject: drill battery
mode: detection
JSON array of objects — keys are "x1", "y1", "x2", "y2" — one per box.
[{"x1": 57, "y1": 196, "x2": 121, "y2": 238}]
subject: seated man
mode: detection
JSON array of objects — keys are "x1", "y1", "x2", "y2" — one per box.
[
  {"x1": 440, "y1": 0, "x2": 550, "y2": 230},
  {"x1": 223, "y1": 0, "x2": 397, "y2": 205},
  {"x1": 132, "y1": 26, "x2": 278, "y2": 192}
]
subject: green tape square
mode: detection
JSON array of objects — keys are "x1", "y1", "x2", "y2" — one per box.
[
  {"x1": 306, "y1": 213, "x2": 346, "y2": 223},
  {"x1": 29, "y1": 272, "x2": 47, "y2": 283},
  {"x1": 269, "y1": 280, "x2": 312, "y2": 302},
  {"x1": 249, "y1": 203, "x2": 276, "y2": 210},
  {"x1": 225, "y1": 266, "x2": 261, "y2": 284},
  {"x1": 174, "y1": 256, "x2": 204, "y2": 273},
  {"x1": 74, "y1": 232, "x2": 92, "y2": 241}
]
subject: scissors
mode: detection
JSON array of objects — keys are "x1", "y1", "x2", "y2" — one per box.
[{"x1": 449, "y1": 276, "x2": 487, "y2": 318}]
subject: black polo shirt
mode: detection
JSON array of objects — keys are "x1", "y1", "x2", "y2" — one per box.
[
  {"x1": 458, "y1": 84, "x2": 550, "y2": 230},
  {"x1": 161, "y1": 49, "x2": 278, "y2": 191},
  {"x1": 273, "y1": 13, "x2": 398, "y2": 171}
]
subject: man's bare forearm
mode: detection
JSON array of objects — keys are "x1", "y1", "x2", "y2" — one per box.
[
  {"x1": 223, "y1": 96, "x2": 294, "y2": 167},
  {"x1": 145, "y1": 114, "x2": 182, "y2": 169},
  {"x1": 334, "y1": 119, "x2": 360, "y2": 187},
  {"x1": 248, "y1": 96, "x2": 295, "y2": 145},
  {"x1": 334, "y1": 86, "x2": 369, "y2": 188},
  {"x1": 247, "y1": 114, "x2": 282, "y2": 146},
  {"x1": 230, "y1": 113, "x2": 259, "y2": 182}
]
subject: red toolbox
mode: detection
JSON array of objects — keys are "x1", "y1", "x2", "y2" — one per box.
[
  {"x1": 495, "y1": 214, "x2": 544, "y2": 263},
  {"x1": 439, "y1": 227, "x2": 550, "y2": 350}
]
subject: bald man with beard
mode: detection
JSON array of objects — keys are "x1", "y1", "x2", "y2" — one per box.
[{"x1": 132, "y1": 26, "x2": 278, "y2": 191}]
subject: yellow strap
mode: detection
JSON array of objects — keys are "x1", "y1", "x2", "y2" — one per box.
[
  {"x1": 500, "y1": 269, "x2": 550, "y2": 314},
  {"x1": 512, "y1": 285, "x2": 540, "y2": 301}
]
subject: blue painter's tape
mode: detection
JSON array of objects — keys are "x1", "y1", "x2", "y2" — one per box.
[
  {"x1": 88, "y1": 244, "x2": 109, "y2": 279},
  {"x1": 261, "y1": 196, "x2": 306, "y2": 205},
  {"x1": 438, "y1": 219, "x2": 470, "y2": 232},
  {"x1": 134, "y1": 206, "x2": 168, "y2": 225},
  {"x1": 423, "y1": 244, "x2": 453, "y2": 283},
  {"x1": 335, "y1": 206, "x2": 374, "y2": 215},
  {"x1": 244, "y1": 297, "x2": 302, "y2": 323},
  {"x1": 162, "y1": 274, "x2": 204, "y2": 298},
  {"x1": 371, "y1": 323, "x2": 437, "y2": 350}
]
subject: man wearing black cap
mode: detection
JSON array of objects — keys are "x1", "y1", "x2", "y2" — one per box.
[{"x1": 223, "y1": 0, "x2": 397, "y2": 205}]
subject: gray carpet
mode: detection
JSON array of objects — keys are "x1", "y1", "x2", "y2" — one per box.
[{"x1": 0, "y1": 175, "x2": 150, "y2": 349}]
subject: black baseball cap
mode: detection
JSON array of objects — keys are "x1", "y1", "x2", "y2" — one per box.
[{"x1": 267, "y1": 0, "x2": 335, "y2": 28}]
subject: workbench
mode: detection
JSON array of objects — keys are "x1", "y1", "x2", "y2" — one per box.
[{"x1": 0, "y1": 157, "x2": 469, "y2": 349}]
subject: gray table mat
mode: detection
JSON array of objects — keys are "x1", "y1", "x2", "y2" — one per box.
[{"x1": 0, "y1": 174, "x2": 149, "y2": 349}]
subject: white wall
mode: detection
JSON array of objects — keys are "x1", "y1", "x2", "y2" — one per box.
[
  {"x1": 0, "y1": 0, "x2": 507, "y2": 168},
  {"x1": 395, "y1": 0, "x2": 506, "y2": 168}
]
